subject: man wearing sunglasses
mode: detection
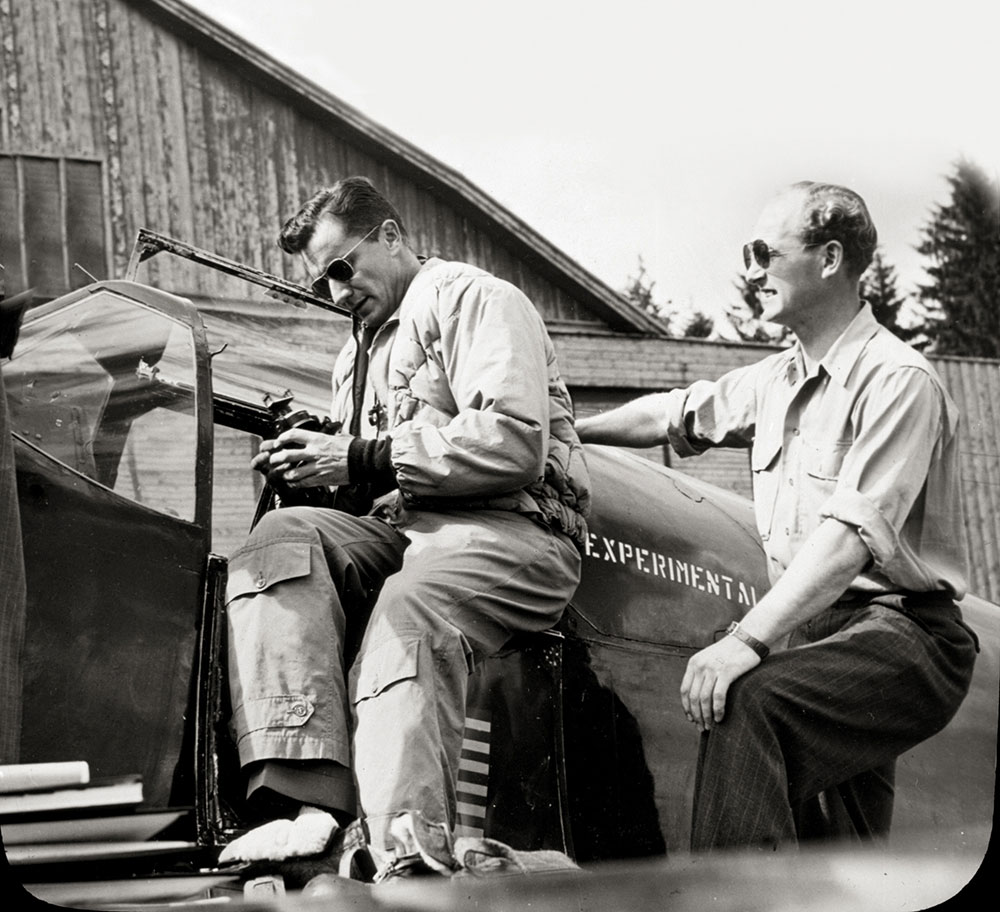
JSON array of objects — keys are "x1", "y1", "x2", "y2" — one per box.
[
  {"x1": 576, "y1": 181, "x2": 977, "y2": 852},
  {"x1": 222, "y1": 176, "x2": 590, "y2": 881}
]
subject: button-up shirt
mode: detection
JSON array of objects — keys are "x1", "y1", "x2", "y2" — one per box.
[{"x1": 662, "y1": 304, "x2": 968, "y2": 598}]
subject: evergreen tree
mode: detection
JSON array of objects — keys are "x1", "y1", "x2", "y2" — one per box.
[
  {"x1": 860, "y1": 249, "x2": 904, "y2": 331},
  {"x1": 683, "y1": 310, "x2": 715, "y2": 339},
  {"x1": 622, "y1": 255, "x2": 672, "y2": 333},
  {"x1": 916, "y1": 159, "x2": 1000, "y2": 357},
  {"x1": 859, "y1": 249, "x2": 923, "y2": 345}
]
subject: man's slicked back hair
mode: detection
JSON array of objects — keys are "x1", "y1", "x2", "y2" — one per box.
[
  {"x1": 278, "y1": 176, "x2": 407, "y2": 254},
  {"x1": 790, "y1": 181, "x2": 878, "y2": 277}
]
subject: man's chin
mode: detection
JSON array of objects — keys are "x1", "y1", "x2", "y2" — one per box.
[
  {"x1": 759, "y1": 300, "x2": 783, "y2": 324},
  {"x1": 350, "y1": 299, "x2": 374, "y2": 322}
]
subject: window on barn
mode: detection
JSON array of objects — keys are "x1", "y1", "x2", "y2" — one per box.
[{"x1": 0, "y1": 154, "x2": 109, "y2": 299}]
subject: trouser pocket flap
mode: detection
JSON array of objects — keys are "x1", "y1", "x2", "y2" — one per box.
[
  {"x1": 227, "y1": 541, "x2": 312, "y2": 600},
  {"x1": 351, "y1": 637, "x2": 420, "y2": 704}
]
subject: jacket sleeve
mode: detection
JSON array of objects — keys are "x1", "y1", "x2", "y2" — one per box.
[
  {"x1": 389, "y1": 273, "x2": 550, "y2": 498},
  {"x1": 328, "y1": 338, "x2": 356, "y2": 425}
]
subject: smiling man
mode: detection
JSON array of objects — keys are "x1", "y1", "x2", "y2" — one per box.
[
  {"x1": 223, "y1": 176, "x2": 589, "y2": 882},
  {"x1": 576, "y1": 181, "x2": 978, "y2": 852}
]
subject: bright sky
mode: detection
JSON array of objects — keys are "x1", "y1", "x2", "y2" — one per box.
[{"x1": 186, "y1": 0, "x2": 998, "y2": 336}]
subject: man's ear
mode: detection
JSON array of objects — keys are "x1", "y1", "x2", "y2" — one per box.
[
  {"x1": 820, "y1": 240, "x2": 845, "y2": 278},
  {"x1": 381, "y1": 219, "x2": 404, "y2": 251}
]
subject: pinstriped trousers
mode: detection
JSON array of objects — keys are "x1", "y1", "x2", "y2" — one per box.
[{"x1": 690, "y1": 595, "x2": 977, "y2": 851}]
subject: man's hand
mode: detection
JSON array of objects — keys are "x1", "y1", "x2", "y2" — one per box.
[
  {"x1": 252, "y1": 428, "x2": 353, "y2": 488},
  {"x1": 680, "y1": 636, "x2": 762, "y2": 732}
]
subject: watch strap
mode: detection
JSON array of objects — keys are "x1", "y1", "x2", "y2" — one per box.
[{"x1": 726, "y1": 620, "x2": 770, "y2": 660}]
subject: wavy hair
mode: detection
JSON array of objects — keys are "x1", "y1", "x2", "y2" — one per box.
[
  {"x1": 278, "y1": 176, "x2": 407, "y2": 254},
  {"x1": 790, "y1": 181, "x2": 877, "y2": 277}
]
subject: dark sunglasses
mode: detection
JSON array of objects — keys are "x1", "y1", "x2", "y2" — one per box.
[
  {"x1": 742, "y1": 239, "x2": 822, "y2": 271},
  {"x1": 310, "y1": 224, "x2": 381, "y2": 297}
]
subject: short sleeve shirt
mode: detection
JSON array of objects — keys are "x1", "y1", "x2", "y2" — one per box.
[{"x1": 662, "y1": 304, "x2": 969, "y2": 598}]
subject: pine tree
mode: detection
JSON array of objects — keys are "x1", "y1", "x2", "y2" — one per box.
[
  {"x1": 916, "y1": 159, "x2": 1000, "y2": 357},
  {"x1": 622, "y1": 255, "x2": 672, "y2": 333},
  {"x1": 859, "y1": 249, "x2": 923, "y2": 346},
  {"x1": 860, "y1": 250, "x2": 904, "y2": 331},
  {"x1": 683, "y1": 310, "x2": 715, "y2": 339}
]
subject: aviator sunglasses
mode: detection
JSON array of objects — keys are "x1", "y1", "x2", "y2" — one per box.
[
  {"x1": 742, "y1": 239, "x2": 823, "y2": 271},
  {"x1": 311, "y1": 223, "x2": 381, "y2": 296}
]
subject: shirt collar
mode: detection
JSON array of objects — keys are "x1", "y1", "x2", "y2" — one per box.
[
  {"x1": 819, "y1": 302, "x2": 880, "y2": 388},
  {"x1": 393, "y1": 256, "x2": 446, "y2": 321},
  {"x1": 355, "y1": 257, "x2": 443, "y2": 336},
  {"x1": 785, "y1": 302, "x2": 879, "y2": 389},
  {"x1": 354, "y1": 308, "x2": 400, "y2": 342},
  {"x1": 782, "y1": 346, "x2": 806, "y2": 387}
]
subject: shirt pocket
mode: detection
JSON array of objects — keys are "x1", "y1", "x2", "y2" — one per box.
[
  {"x1": 350, "y1": 636, "x2": 420, "y2": 705},
  {"x1": 226, "y1": 541, "x2": 312, "y2": 601},
  {"x1": 803, "y1": 439, "x2": 851, "y2": 481}
]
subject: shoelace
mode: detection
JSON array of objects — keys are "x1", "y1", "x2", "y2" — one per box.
[{"x1": 372, "y1": 853, "x2": 433, "y2": 883}]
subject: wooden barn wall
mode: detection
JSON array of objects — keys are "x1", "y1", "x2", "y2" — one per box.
[
  {"x1": 3, "y1": 0, "x2": 997, "y2": 604},
  {"x1": 0, "y1": 0, "x2": 603, "y2": 327},
  {"x1": 933, "y1": 357, "x2": 1000, "y2": 603}
]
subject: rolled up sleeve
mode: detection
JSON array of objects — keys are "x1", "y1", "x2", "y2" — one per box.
[
  {"x1": 663, "y1": 363, "x2": 761, "y2": 458},
  {"x1": 819, "y1": 366, "x2": 944, "y2": 574}
]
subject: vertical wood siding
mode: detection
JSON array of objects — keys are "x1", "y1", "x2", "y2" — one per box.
[
  {"x1": 0, "y1": 0, "x2": 607, "y2": 326},
  {"x1": 934, "y1": 358, "x2": 1000, "y2": 602}
]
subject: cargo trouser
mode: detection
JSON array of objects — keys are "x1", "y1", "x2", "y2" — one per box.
[
  {"x1": 226, "y1": 504, "x2": 581, "y2": 855},
  {"x1": 690, "y1": 594, "x2": 978, "y2": 851}
]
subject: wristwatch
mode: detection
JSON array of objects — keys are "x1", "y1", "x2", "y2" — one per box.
[{"x1": 725, "y1": 621, "x2": 770, "y2": 660}]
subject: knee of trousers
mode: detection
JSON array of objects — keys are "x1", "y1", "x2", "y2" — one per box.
[
  {"x1": 363, "y1": 612, "x2": 474, "y2": 679},
  {"x1": 226, "y1": 505, "x2": 366, "y2": 608},
  {"x1": 244, "y1": 506, "x2": 328, "y2": 545},
  {"x1": 722, "y1": 666, "x2": 782, "y2": 726},
  {"x1": 366, "y1": 576, "x2": 472, "y2": 652}
]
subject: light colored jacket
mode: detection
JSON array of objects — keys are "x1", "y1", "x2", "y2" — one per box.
[{"x1": 330, "y1": 259, "x2": 590, "y2": 547}]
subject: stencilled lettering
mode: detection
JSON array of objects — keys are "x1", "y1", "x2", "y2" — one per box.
[
  {"x1": 584, "y1": 533, "x2": 758, "y2": 607},
  {"x1": 704, "y1": 570, "x2": 720, "y2": 596}
]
